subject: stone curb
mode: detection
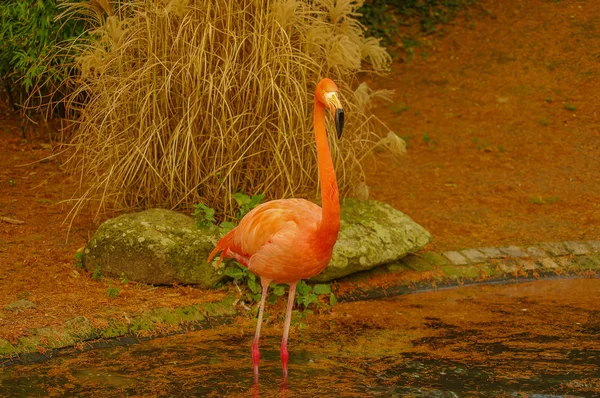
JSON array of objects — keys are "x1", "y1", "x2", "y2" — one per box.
[
  {"x1": 338, "y1": 240, "x2": 600, "y2": 302},
  {"x1": 2, "y1": 240, "x2": 599, "y2": 366},
  {"x1": 0, "y1": 296, "x2": 239, "y2": 367}
]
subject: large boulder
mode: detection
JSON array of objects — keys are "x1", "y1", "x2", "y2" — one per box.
[
  {"x1": 311, "y1": 199, "x2": 431, "y2": 282},
  {"x1": 83, "y1": 209, "x2": 224, "y2": 288},
  {"x1": 83, "y1": 200, "x2": 430, "y2": 286}
]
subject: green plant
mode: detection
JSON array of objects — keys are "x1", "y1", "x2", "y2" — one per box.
[
  {"x1": 473, "y1": 137, "x2": 489, "y2": 151},
  {"x1": 0, "y1": 0, "x2": 86, "y2": 111},
  {"x1": 358, "y1": 0, "x2": 476, "y2": 49},
  {"x1": 387, "y1": 102, "x2": 410, "y2": 115},
  {"x1": 538, "y1": 118, "x2": 549, "y2": 126},
  {"x1": 564, "y1": 103, "x2": 576, "y2": 111},
  {"x1": 223, "y1": 263, "x2": 336, "y2": 313},
  {"x1": 233, "y1": 192, "x2": 265, "y2": 219},
  {"x1": 529, "y1": 196, "x2": 560, "y2": 205},
  {"x1": 8, "y1": 179, "x2": 16, "y2": 187},
  {"x1": 193, "y1": 203, "x2": 216, "y2": 229},
  {"x1": 74, "y1": 251, "x2": 84, "y2": 269},
  {"x1": 120, "y1": 272, "x2": 129, "y2": 285},
  {"x1": 423, "y1": 132, "x2": 437, "y2": 149},
  {"x1": 224, "y1": 263, "x2": 282, "y2": 306},
  {"x1": 296, "y1": 281, "x2": 337, "y2": 310},
  {"x1": 106, "y1": 287, "x2": 120, "y2": 298},
  {"x1": 195, "y1": 191, "x2": 264, "y2": 232},
  {"x1": 91, "y1": 265, "x2": 102, "y2": 281}
]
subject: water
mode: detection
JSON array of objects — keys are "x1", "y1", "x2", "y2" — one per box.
[{"x1": 1, "y1": 278, "x2": 599, "y2": 397}]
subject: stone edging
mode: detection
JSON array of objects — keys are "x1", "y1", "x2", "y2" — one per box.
[
  {"x1": 338, "y1": 241, "x2": 600, "y2": 301},
  {"x1": 1, "y1": 240, "x2": 599, "y2": 366}
]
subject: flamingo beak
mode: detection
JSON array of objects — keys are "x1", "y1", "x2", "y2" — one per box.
[{"x1": 325, "y1": 92, "x2": 344, "y2": 139}]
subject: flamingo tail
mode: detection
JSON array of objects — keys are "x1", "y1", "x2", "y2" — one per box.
[{"x1": 207, "y1": 228, "x2": 237, "y2": 268}]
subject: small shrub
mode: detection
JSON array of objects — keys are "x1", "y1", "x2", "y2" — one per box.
[
  {"x1": 358, "y1": 0, "x2": 476, "y2": 49},
  {"x1": 0, "y1": 0, "x2": 86, "y2": 112},
  {"x1": 106, "y1": 287, "x2": 120, "y2": 298},
  {"x1": 193, "y1": 203, "x2": 216, "y2": 229},
  {"x1": 91, "y1": 265, "x2": 102, "y2": 281},
  {"x1": 74, "y1": 251, "x2": 84, "y2": 269}
]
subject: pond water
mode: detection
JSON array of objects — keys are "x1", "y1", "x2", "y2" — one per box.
[{"x1": 1, "y1": 278, "x2": 599, "y2": 397}]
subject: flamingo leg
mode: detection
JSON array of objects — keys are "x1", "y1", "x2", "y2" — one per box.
[
  {"x1": 280, "y1": 282, "x2": 297, "y2": 378},
  {"x1": 252, "y1": 277, "x2": 271, "y2": 380}
]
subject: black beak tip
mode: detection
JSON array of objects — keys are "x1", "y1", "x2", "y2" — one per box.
[{"x1": 335, "y1": 108, "x2": 344, "y2": 139}]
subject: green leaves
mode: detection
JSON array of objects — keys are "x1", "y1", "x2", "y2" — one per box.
[
  {"x1": 193, "y1": 192, "x2": 263, "y2": 232},
  {"x1": 312, "y1": 284, "x2": 331, "y2": 295},
  {"x1": 219, "y1": 221, "x2": 236, "y2": 233},
  {"x1": 193, "y1": 203, "x2": 216, "y2": 228},
  {"x1": 232, "y1": 192, "x2": 265, "y2": 219},
  {"x1": 74, "y1": 251, "x2": 84, "y2": 269},
  {"x1": 0, "y1": 0, "x2": 87, "y2": 103},
  {"x1": 223, "y1": 264, "x2": 248, "y2": 280},
  {"x1": 223, "y1": 264, "x2": 337, "y2": 312},
  {"x1": 295, "y1": 281, "x2": 336, "y2": 311}
]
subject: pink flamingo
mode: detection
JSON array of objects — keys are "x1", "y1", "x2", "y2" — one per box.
[{"x1": 207, "y1": 78, "x2": 344, "y2": 379}]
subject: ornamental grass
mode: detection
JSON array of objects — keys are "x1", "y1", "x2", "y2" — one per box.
[{"x1": 59, "y1": 0, "x2": 395, "y2": 222}]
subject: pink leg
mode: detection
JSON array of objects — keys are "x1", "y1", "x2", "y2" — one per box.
[
  {"x1": 252, "y1": 277, "x2": 271, "y2": 380},
  {"x1": 280, "y1": 282, "x2": 297, "y2": 378}
]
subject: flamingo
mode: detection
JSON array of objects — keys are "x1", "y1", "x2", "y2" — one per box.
[{"x1": 207, "y1": 78, "x2": 344, "y2": 379}]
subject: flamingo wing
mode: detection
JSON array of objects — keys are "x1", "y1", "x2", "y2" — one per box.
[{"x1": 209, "y1": 198, "x2": 323, "y2": 282}]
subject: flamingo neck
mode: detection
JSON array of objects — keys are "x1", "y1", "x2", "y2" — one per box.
[{"x1": 314, "y1": 102, "x2": 340, "y2": 244}]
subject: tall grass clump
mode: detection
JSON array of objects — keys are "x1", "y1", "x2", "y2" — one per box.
[{"x1": 60, "y1": 0, "x2": 394, "y2": 221}]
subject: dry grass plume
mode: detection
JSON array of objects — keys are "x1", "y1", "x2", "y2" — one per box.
[{"x1": 59, "y1": 0, "x2": 397, "y2": 222}]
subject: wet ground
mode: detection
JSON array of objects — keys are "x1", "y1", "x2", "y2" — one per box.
[{"x1": 1, "y1": 278, "x2": 599, "y2": 397}]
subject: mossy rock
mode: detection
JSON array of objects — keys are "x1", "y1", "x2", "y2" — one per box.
[
  {"x1": 312, "y1": 199, "x2": 431, "y2": 282},
  {"x1": 84, "y1": 201, "x2": 430, "y2": 286},
  {"x1": 83, "y1": 209, "x2": 224, "y2": 288}
]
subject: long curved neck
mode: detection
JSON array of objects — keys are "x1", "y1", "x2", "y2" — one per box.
[{"x1": 314, "y1": 101, "x2": 340, "y2": 242}]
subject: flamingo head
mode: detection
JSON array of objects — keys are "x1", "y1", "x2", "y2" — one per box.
[{"x1": 316, "y1": 78, "x2": 344, "y2": 138}]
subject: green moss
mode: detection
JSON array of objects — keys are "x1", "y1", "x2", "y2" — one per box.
[
  {"x1": 0, "y1": 339, "x2": 17, "y2": 355},
  {"x1": 203, "y1": 296, "x2": 237, "y2": 317},
  {"x1": 101, "y1": 321, "x2": 129, "y2": 338},
  {"x1": 401, "y1": 255, "x2": 436, "y2": 271},
  {"x1": 476, "y1": 264, "x2": 501, "y2": 278},
  {"x1": 420, "y1": 252, "x2": 449, "y2": 267},
  {"x1": 174, "y1": 305, "x2": 207, "y2": 323},
  {"x1": 34, "y1": 327, "x2": 76, "y2": 349},
  {"x1": 65, "y1": 316, "x2": 95, "y2": 339},
  {"x1": 129, "y1": 315, "x2": 156, "y2": 334},
  {"x1": 17, "y1": 335, "x2": 43, "y2": 353},
  {"x1": 148, "y1": 308, "x2": 181, "y2": 325},
  {"x1": 572, "y1": 255, "x2": 600, "y2": 270},
  {"x1": 440, "y1": 265, "x2": 481, "y2": 280},
  {"x1": 386, "y1": 261, "x2": 412, "y2": 273}
]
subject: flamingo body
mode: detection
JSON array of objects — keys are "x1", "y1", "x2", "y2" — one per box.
[{"x1": 211, "y1": 198, "x2": 335, "y2": 284}]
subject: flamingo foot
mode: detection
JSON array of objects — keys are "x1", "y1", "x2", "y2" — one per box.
[
  {"x1": 280, "y1": 341, "x2": 289, "y2": 378},
  {"x1": 252, "y1": 341, "x2": 260, "y2": 378}
]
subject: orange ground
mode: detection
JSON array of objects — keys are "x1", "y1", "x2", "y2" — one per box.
[
  {"x1": 367, "y1": 0, "x2": 599, "y2": 252},
  {"x1": 1, "y1": 0, "x2": 598, "y2": 342}
]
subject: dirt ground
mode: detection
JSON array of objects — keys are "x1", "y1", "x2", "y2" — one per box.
[{"x1": 1, "y1": 0, "x2": 598, "y2": 343}]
